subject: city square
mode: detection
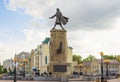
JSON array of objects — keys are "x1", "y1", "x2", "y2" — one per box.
[
  {"x1": 1, "y1": 0, "x2": 120, "y2": 82},
  {"x1": 0, "y1": 78, "x2": 120, "y2": 82}
]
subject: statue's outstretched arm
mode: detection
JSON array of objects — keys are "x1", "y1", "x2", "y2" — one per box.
[{"x1": 49, "y1": 14, "x2": 56, "y2": 19}]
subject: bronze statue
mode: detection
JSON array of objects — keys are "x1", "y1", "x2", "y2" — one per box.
[{"x1": 49, "y1": 8, "x2": 69, "y2": 30}]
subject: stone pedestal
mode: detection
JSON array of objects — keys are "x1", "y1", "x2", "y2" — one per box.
[{"x1": 49, "y1": 29, "x2": 71, "y2": 77}]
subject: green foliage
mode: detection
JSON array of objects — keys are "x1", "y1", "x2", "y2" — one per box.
[
  {"x1": 102, "y1": 55, "x2": 120, "y2": 62},
  {"x1": 116, "y1": 55, "x2": 120, "y2": 62},
  {"x1": 83, "y1": 55, "x2": 95, "y2": 62},
  {"x1": 73, "y1": 54, "x2": 120, "y2": 64},
  {"x1": 103, "y1": 55, "x2": 116, "y2": 59},
  {"x1": 73, "y1": 54, "x2": 96, "y2": 63},
  {"x1": 0, "y1": 65, "x2": 3, "y2": 74},
  {"x1": 9, "y1": 67, "x2": 13, "y2": 75},
  {"x1": 72, "y1": 54, "x2": 82, "y2": 64},
  {"x1": 2, "y1": 68, "x2": 8, "y2": 74}
]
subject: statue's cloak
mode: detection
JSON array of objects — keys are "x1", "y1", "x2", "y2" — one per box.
[{"x1": 61, "y1": 16, "x2": 69, "y2": 25}]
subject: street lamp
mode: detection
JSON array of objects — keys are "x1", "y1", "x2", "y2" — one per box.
[
  {"x1": 104, "y1": 59, "x2": 110, "y2": 80},
  {"x1": 100, "y1": 52, "x2": 104, "y2": 82},
  {"x1": 78, "y1": 63, "x2": 83, "y2": 76},
  {"x1": 13, "y1": 54, "x2": 17, "y2": 82},
  {"x1": 21, "y1": 59, "x2": 28, "y2": 78},
  {"x1": 19, "y1": 63, "x2": 24, "y2": 77}
]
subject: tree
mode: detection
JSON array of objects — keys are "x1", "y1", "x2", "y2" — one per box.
[
  {"x1": 116, "y1": 55, "x2": 120, "y2": 62},
  {"x1": 9, "y1": 67, "x2": 13, "y2": 75},
  {"x1": 2, "y1": 68, "x2": 8, "y2": 74},
  {"x1": 83, "y1": 55, "x2": 95, "y2": 62},
  {"x1": 73, "y1": 54, "x2": 82, "y2": 64},
  {"x1": 0, "y1": 65, "x2": 3, "y2": 74},
  {"x1": 103, "y1": 55, "x2": 116, "y2": 59}
]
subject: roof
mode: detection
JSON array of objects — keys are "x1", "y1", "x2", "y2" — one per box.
[
  {"x1": 94, "y1": 59, "x2": 120, "y2": 65},
  {"x1": 108, "y1": 60, "x2": 120, "y2": 65},
  {"x1": 83, "y1": 61, "x2": 92, "y2": 66},
  {"x1": 68, "y1": 46, "x2": 73, "y2": 49},
  {"x1": 42, "y1": 37, "x2": 50, "y2": 44},
  {"x1": 94, "y1": 59, "x2": 101, "y2": 63},
  {"x1": 16, "y1": 51, "x2": 30, "y2": 59}
]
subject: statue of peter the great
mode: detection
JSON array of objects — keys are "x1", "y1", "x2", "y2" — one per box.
[{"x1": 49, "y1": 8, "x2": 69, "y2": 30}]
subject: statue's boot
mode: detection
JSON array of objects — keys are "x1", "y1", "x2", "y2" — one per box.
[
  {"x1": 52, "y1": 27, "x2": 55, "y2": 29},
  {"x1": 61, "y1": 27, "x2": 64, "y2": 30}
]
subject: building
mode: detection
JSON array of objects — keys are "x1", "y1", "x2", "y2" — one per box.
[
  {"x1": 3, "y1": 58, "x2": 13, "y2": 72},
  {"x1": 30, "y1": 37, "x2": 73, "y2": 74},
  {"x1": 91, "y1": 59, "x2": 120, "y2": 75},
  {"x1": 15, "y1": 51, "x2": 30, "y2": 75},
  {"x1": 77, "y1": 59, "x2": 120, "y2": 76},
  {"x1": 30, "y1": 37, "x2": 51, "y2": 74},
  {"x1": 72, "y1": 61, "x2": 78, "y2": 73}
]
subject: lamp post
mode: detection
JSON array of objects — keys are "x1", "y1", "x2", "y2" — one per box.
[
  {"x1": 104, "y1": 59, "x2": 110, "y2": 80},
  {"x1": 23, "y1": 60, "x2": 25, "y2": 78},
  {"x1": 14, "y1": 54, "x2": 17, "y2": 82},
  {"x1": 100, "y1": 52, "x2": 104, "y2": 82},
  {"x1": 22, "y1": 59, "x2": 28, "y2": 78},
  {"x1": 79, "y1": 63, "x2": 83, "y2": 76},
  {"x1": 19, "y1": 63, "x2": 24, "y2": 77}
]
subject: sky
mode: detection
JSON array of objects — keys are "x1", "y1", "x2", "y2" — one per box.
[{"x1": 1, "y1": 0, "x2": 120, "y2": 63}]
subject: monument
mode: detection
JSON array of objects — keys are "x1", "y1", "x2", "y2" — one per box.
[{"x1": 49, "y1": 8, "x2": 71, "y2": 77}]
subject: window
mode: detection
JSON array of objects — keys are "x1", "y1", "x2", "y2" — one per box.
[
  {"x1": 113, "y1": 66, "x2": 114, "y2": 69},
  {"x1": 92, "y1": 66, "x2": 94, "y2": 69}
]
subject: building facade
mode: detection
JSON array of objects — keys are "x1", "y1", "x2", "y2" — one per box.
[
  {"x1": 30, "y1": 37, "x2": 73, "y2": 74},
  {"x1": 15, "y1": 52, "x2": 30, "y2": 75},
  {"x1": 3, "y1": 58, "x2": 13, "y2": 72},
  {"x1": 76, "y1": 59, "x2": 120, "y2": 76}
]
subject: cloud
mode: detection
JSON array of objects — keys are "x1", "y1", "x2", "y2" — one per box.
[
  {"x1": 0, "y1": 27, "x2": 48, "y2": 63},
  {"x1": 68, "y1": 17, "x2": 120, "y2": 58},
  {"x1": 2, "y1": 0, "x2": 120, "y2": 61},
  {"x1": 0, "y1": 43, "x2": 14, "y2": 63},
  {"x1": 4, "y1": 0, "x2": 54, "y2": 19},
  {"x1": 4, "y1": 0, "x2": 120, "y2": 30},
  {"x1": 21, "y1": 19, "x2": 51, "y2": 43},
  {"x1": 0, "y1": 43, "x2": 4, "y2": 52},
  {"x1": 0, "y1": 21, "x2": 49, "y2": 63},
  {"x1": 22, "y1": 28, "x2": 47, "y2": 43}
]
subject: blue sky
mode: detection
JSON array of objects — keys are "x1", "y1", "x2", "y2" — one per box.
[
  {"x1": 1, "y1": 0, "x2": 120, "y2": 63},
  {"x1": 0, "y1": 0, "x2": 32, "y2": 42}
]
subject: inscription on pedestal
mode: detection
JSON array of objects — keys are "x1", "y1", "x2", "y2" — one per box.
[{"x1": 53, "y1": 65, "x2": 67, "y2": 72}]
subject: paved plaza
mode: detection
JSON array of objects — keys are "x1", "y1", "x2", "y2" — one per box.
[
  {"x1": 107, "y1": 78, "x2": 120, "y2": 82},
  {"x1": 0, "y1": 78, "x2": 120, "y2": 82},
  {"x1": 0, "y1": 81, "x2": 58, "y2": 82}
]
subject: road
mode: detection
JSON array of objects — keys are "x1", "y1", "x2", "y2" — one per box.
[
  {"x1": 0, "y1": 81, "x2": 58, "y2": 82},
  {"x1": 107, "y1": 78, "x2": 120, "y2": 82},
  {"x1": 0, "y1": 78, "x2": 120, "y2": 82}
]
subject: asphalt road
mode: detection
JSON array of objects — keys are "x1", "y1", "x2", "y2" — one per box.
[
  {"x1": 0, "y1": 81, "x2": 58, "y2": 82},
  {"x1": 0, "y1": 78, "x2": 120, "y2": 82}
]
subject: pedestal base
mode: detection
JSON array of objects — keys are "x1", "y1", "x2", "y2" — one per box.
[
  {"x1": 49, "y1": 28, "x2": 72, "y2": 77},
  {"x1": 49, "y1": 63, "x2": 71, "y2": 77}
]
